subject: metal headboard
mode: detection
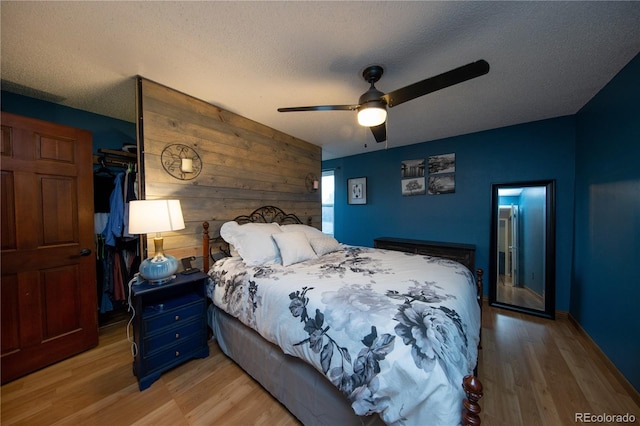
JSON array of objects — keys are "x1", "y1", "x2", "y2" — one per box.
[
  {"x1": 202, "y1": 206, "x2": 303, "y2": 271},
  {"x1": 233, "y1": 205, "x2": 303, "y2": 225}
]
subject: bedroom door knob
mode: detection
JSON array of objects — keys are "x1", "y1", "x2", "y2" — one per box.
[{"x1": 80, "y1": 248, "x2": 92, "y2": 257}]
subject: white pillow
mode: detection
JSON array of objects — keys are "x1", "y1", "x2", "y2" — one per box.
[
  {"x1": 309, "y1": 236, "x2": 342, "y2": 256},
  {"x1": 220, "y1": 221, "x2": 282, "y2": 266},
  {"x1": 280, "y1": 224, "x2": 325, "y2": 240},
  {"x1": 272, "y1": 231, "x2": 317, "y2": 266}
]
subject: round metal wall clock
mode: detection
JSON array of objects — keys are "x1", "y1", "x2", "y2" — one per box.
[{"x1": 161, "y1": 144, "x2": 202, "y2": 180}]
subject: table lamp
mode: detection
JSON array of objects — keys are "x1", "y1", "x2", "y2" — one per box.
[{"x1": 129, "y1": 199, "x2": 185, "y2": 284}]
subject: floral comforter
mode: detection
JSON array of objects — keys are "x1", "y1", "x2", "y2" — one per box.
[{"x1": 207, "y1": 246, "x2": 480, "y2": 425}]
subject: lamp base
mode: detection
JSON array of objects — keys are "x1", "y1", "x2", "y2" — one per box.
[{"x1": 139, "y1": 253, "x2": 179, "y2": 285}]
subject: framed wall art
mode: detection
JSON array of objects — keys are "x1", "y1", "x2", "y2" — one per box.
[
  {"x1": 347, "y1": 177, "x2": 367, "y2": 204},
  {"x1": 401, "y1": 158, "x2": 426, "y2": 196},
  {"x1": 428, "y1": 153, "x2": 455, "y2": 194}
]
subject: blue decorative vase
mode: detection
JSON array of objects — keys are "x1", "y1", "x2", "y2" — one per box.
[{"x1": 139, "y1": 238, "x2": 179, "y2": 284}]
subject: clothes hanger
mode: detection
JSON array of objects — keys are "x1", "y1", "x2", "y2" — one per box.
[{"x1": 94, "y1": 157, "x2": 115, "y2": 177}]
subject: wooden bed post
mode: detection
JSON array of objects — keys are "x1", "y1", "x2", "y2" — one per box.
[
  {"x1": 462, "y1": 375, "x2": 483, "y2": 425},
  {"x1": 202, "y1": 221, "x2": 210, "y2": 272}
]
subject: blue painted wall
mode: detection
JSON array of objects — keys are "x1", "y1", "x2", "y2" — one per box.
[
  {"x1": 573, "y1": 54, "x2": 640, "y2": 392},
  {"x1": 324, "y1": 116, "x2": 576, "y2": 312},
  {"x1": 1, "y1": 91, "x2": 136, "y2": 153}
]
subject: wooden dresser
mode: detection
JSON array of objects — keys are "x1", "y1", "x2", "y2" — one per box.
[{"x1": 374, "y1": 237, "x2": 476, "y2": 272}]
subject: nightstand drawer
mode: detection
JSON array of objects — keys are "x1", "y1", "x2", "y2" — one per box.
[
  {"x1": 143, "y1": 336, "x2": 202, "y2": 372},
  {"x1": 143, "y1": 319, "x2": 203, "y2": 355},
  {"x1": 143, "y1": 297, "x2": 204, "y2": 334}
]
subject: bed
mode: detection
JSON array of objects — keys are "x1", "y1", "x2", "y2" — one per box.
[{"x1": 202, "y1": 206, "x2": 483, "y2": 425}]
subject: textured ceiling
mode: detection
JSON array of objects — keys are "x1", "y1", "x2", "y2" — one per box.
[{"x1": 2, "y1": 2, "x2": 639, "y2": 160}]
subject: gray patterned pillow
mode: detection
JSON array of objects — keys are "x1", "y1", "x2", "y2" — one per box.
[{"x1": 309, "y1": 236, "x2": 342, "y2": 256}]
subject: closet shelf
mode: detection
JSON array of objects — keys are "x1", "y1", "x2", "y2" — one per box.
[{"x1": 93, "y1": 148, "x2": 137, "y2": 168}]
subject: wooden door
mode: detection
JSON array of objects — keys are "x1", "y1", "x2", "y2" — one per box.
[{"x1": 1, "y1": 112, "x2": 98, "y2": 383}]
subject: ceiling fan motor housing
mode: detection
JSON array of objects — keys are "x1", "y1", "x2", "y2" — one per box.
[
  {"x1": 358, "y1": 87, "x2": 386, "y2": 107},
  {"x1": 359, "y1": 65, "x2": 387, "y2": 118},
  {"x1": 357, "y1": 83, "x2": 387, "y2": 127}
]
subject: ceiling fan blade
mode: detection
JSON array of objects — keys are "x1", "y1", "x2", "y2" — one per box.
[
  {"x1": 370, "y1": 122, "x2": 387, "y2": 143},
  {"x1": 383, "y1": 60, "x2": 490, "y2": 108},
  {"x1": 278, "y1": 104, "x2": 358, "y2": 112}
]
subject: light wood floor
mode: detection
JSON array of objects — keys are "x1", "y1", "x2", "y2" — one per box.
[{"x1": 2, "y1": 303, "x2": 638, "y2": 425}]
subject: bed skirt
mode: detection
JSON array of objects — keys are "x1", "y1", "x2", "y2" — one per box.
[{"x1": 208, "y1": 305, "x2": 385, "y2": 426}]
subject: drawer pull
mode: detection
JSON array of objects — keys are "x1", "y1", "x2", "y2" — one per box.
[
  {"x1": 175, "y1": 351, "x2": 180, "y2": 357},
  {"x1": 175, "y1": 315, "x2": 180, "y2": 321},
  {"x1": 175, "y1": 333, "x2": 180, "y2": 339}
]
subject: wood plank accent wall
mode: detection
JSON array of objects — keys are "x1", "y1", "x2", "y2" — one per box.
[{"x1": 137, "y1": 78, "x2": 321, "y2": 270}]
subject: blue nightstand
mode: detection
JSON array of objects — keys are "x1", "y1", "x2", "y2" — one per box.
[{"x1": 131, "y1": 271, "x2": 209, "y2": 390}]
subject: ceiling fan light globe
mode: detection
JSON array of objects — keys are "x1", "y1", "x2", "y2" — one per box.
[{"x1": 357, "y1": 105, "x2": 387, "y2": 127}]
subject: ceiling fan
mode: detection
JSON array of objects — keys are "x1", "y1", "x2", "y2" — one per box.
[{"x1": 278, "y1": 60, "x2": 490, "y2": 143}]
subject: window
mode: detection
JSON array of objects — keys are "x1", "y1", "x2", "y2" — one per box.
[{"x1": 321, "y1": 170, "x2": 335, "y2": 235}]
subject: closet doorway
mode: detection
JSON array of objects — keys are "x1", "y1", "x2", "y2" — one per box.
[{"x1": 1, "y1": 113, "x2": 98, "y2": 383}]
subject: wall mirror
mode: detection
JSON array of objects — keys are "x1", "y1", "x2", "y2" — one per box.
[{"x1": 489, "y1": 180, "x2": 556, "y2": 319}]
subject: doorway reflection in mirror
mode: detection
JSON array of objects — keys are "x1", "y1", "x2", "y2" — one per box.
[
  {"x1": 496, "y1": 188, "x2": 545, "y2": 311},
  {"x1": 489, "y1": 180, "x2": 555, "y2": 319}
]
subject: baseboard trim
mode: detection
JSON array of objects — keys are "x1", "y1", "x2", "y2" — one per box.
[
  {"x1": 556, "y1": 309, "x2": 568, "y2": 320},
  {"x1": 567, "y1": 313, "x2": 640, "y2": 406}
]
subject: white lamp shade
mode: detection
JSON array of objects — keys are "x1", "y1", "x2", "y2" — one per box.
[
  {"x1": 128, "y1": 199, "x2": 185, "y2": 234},
  {"x1": 357, "y1": 106, "x2": 387, "y2": 127}
]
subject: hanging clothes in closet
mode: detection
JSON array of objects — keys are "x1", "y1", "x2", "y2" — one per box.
[{"x1": 94, "y1": 162, "x2": 140, "y2": 319}]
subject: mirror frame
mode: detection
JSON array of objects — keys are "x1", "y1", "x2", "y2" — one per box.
[{"x1": 489, "y1": 180, "x2": 556, "y2": 319}]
